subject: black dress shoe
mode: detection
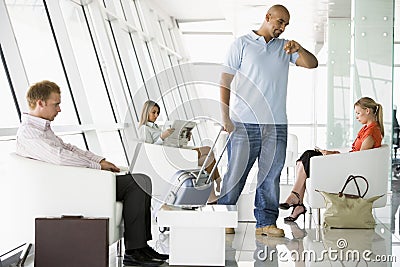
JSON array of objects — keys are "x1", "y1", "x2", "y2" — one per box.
[
  {"x1": 123, "y1": 250, "x2": 164, "y2": 267},
  {"x1": 142, "y1": 245, "x2": 169, "y2": 260}
]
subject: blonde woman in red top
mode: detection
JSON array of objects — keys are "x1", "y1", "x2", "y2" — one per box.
[{"x1": 280, "y1": 97, "x2": 384, "y2": 222}]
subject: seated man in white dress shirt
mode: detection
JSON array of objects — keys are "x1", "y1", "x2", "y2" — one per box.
[{"x1": 16, "y1": 80, "x2": 167, "y2": 267}]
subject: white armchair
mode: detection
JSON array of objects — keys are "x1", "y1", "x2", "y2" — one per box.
[
  {"x1": 0, "y1": 144, "x2": 198, "y2": 255},
  {"x1": 305, "y1": 145, "x2": 390, "y2": 223},
  {"x1": 0, "y1": 153, "x2": 123, "y2": 254},
  {"x1": 131, "y1": 142, "x2": 199, "y2": 204}
]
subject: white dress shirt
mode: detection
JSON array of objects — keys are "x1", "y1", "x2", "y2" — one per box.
[
  {"x1": 138, "y1": 122, "x2": 163, "y2": 145},
  {"x1": 16, "y1": 113, "x2": 104, "y2": 169}
]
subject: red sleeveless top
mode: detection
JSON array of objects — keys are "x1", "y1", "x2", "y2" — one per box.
[{"x1": 351, "y1": 121, "x2": 382, "y2": 152}]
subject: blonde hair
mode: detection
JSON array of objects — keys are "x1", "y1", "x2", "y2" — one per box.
[
  {"x1": 354, "y1": 97, "x2": 384, "y2": 136},
  {"x1": 26, "y1": 80, "x2": 60, "y2": 109},
  {"x1": 139, "y1": 100, "x2": 160, "y2": 126}
]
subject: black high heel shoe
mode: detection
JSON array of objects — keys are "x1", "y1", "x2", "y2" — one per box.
[
  {"x1": 279, "y1": 191, "x2": 301, "y2": 210},
  {"x1": 284, "y1": 204, "x2": 307, "y2": 222}
]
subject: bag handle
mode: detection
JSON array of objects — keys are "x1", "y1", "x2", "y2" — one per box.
[{"x1": 339, "y1": 175, "x2": 369, "y2": 198}]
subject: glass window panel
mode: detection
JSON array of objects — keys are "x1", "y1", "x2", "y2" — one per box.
[
  {"x1": 358, "y1": 78, "x2": 375, "y2": 96},
  {"x1": 157, "y1": 51, "x2": 183, "y2": 120},
  {"x1": 149, "y1": 51, "x2": 170, "y2": 92},
  {"x1": 145, "y1": 42, "x2": 163, "y2": 74},
  {"x1": 126, "y1": 37, "x2": 147, "y2": 101},
  {"x1": 0, "y1": 51, "x2": 20, "y2": 128},
  {"x1": 166, "y1": 63, "x2": 182, "y2": 112},
  {"x1": 289, "y1": 126, "x2": 347, "y2": 154},
  {"x1": 287, "y1": 67, "x2": 314, "y2": 124},
  {"x1": 131, "y1": 82, "x2": 148, "y2": 124},
  {"x1": 394, "y1": 44, "x2": 400, "y2": 63},
  {"x1": 141, "y1": 44, "x2": 168, "y2": 122},
  {"x1": 128, "y1": 0, "x2": 144, "y2": 32},
  {"x1": 289, "y1": 127, "x2": 316, "y2": 153},
  {"x1": 106, "y1": 0, "x2": 143, "y2": 115},
  {"x1": 174, "y1": 62, "x2": 196, "y2": 119},
  {"x1": 154, "y1": 20, "x2": 166, "y2": 46},
  {"x1": 58, "y1": 133, "x2": 86, "y2": 151},
  {"x1": 163, "y1": 92, "x2": 181, "y2": 121},
  {"x1": 110, "y1": 0, "x2": 128, "y2": 21},
  {"x1": 59, "y1": 1, "x2": 115, "y2": 124},
  {"x1": 168, "y1": 28, "x2": 182, "y2": 54},
  {"x1": 333, "y1": 90, "x2": 348, "y2": 118},
  {"x1": 126, "y1": 35, "x2": 153, "y2": 109},
  {"x1": 5, "y1": 0, "x2": 79, "y2": 125},
  {"x1": 374, "y1": 80, "x2": 394, "y2": 122},
  {"x1": 315, "y1": 65, "x2": 328, "y2": 124},
  {"x1": 353, "y1": 0, "x2": 393, "y2": 148},
  {"x1": 88, "y1": 12, "x2": 137, "y2": 130},
  {"x1": 97, "y1": 131, "x2": 126, "y2": 166},
  {"x1": 395, "y1": 3, "x2": 400, "y2": 41},
  {"x1": 159, "y1": 20, "x2": 175, "y2": 49},
  {"x1": 169, "y1": 60, "x2": 192, "y2": 120},
  {"x1": 181, "y1": 34, "x2": 234, "y2": 63},
  {"x1": 160, "y1": 95, "x2": 177, "y2": 121},
  {"x1": 171, "y1": 58, "x2": 190, "y2": 103},
  {"x1": 370, "y1": 62, "x2": 392, "y2": 80},
  {"x1": 354, "y1": 59, "x2": 371, "y2": 76},
  {"x1": 178, "y1": 20, "x2": 232, "y2": 33},
  {"x1": 394, "y1": 68, "x2": 400, "y2": 108},
  {"x1": 139, "y1": 42, "x2": 155, "y2": 80},
  {"x1": 103, "y1": 14, "x2": 156, "y2": 123}
]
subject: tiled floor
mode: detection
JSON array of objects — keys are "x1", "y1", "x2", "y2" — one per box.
[{"x1": 21, "y1": 186, "x2": 400, "y2": 266}]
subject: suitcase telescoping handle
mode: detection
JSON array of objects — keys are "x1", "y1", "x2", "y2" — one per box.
[
  {"x1": 205, "y1": 132, "x2": 231, "y2": 184},
  {"x1": 195, "y1": 126, "x2": 231, "y2": 184}
]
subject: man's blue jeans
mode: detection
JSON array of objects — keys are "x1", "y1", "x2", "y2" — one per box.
[{"x1": 218, "y1": 122, "x2": 287, "y2": 228}]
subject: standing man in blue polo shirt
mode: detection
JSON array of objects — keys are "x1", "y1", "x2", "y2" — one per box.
[{"x1": 218, "y1": 4, "x2": 318, "y2": 237}]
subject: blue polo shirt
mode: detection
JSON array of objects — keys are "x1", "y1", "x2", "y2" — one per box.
[{"x1": 223, "y1": 31, "x2": 299, "y2": 124}]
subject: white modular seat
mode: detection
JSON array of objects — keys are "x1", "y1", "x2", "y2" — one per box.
[
  {"x1": 131, "y1": 142, "x2": 199, "y2": 204},
  {"x1": 157, "y1": 205, "x2": 238, "y2": 266},
  {"x1": 0, "y1": 153, "x2": 123, "y2": 253},
  {"x1": 0, "y1": 141, "x2": 199, "y2": 253},
  {"x1": 306, "y1": 144, "x2": 390, "y2": 210}
]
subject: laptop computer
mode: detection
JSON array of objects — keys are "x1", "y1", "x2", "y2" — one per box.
[{"x1": 118, "y1": 141, "x2": 143, "y2": 175}]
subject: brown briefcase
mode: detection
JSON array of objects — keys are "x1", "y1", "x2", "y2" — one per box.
[{"x1": 34, "y1": 216, "x2": 109, "y2": 267}]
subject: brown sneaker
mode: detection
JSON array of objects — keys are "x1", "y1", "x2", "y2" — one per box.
[
  {"x1": 255, "y1": 225, "x2": 285, "y2": 237},
  {"x1": 225, "y1": 228, "x2": 235, "y2": 234}
]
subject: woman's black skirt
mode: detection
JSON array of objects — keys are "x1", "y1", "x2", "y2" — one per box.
[{"x1": 297, "y1": 150, "x2": 323, "y2": 178}]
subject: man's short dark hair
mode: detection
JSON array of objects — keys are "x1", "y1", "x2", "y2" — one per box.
[{"x1": 27, "y1": 80, "x2": 61, "y2": 109}]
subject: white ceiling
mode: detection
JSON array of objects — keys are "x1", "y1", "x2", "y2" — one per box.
[{"x1": 153, "y1": 0, "x2": 352, "y2": 53}]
